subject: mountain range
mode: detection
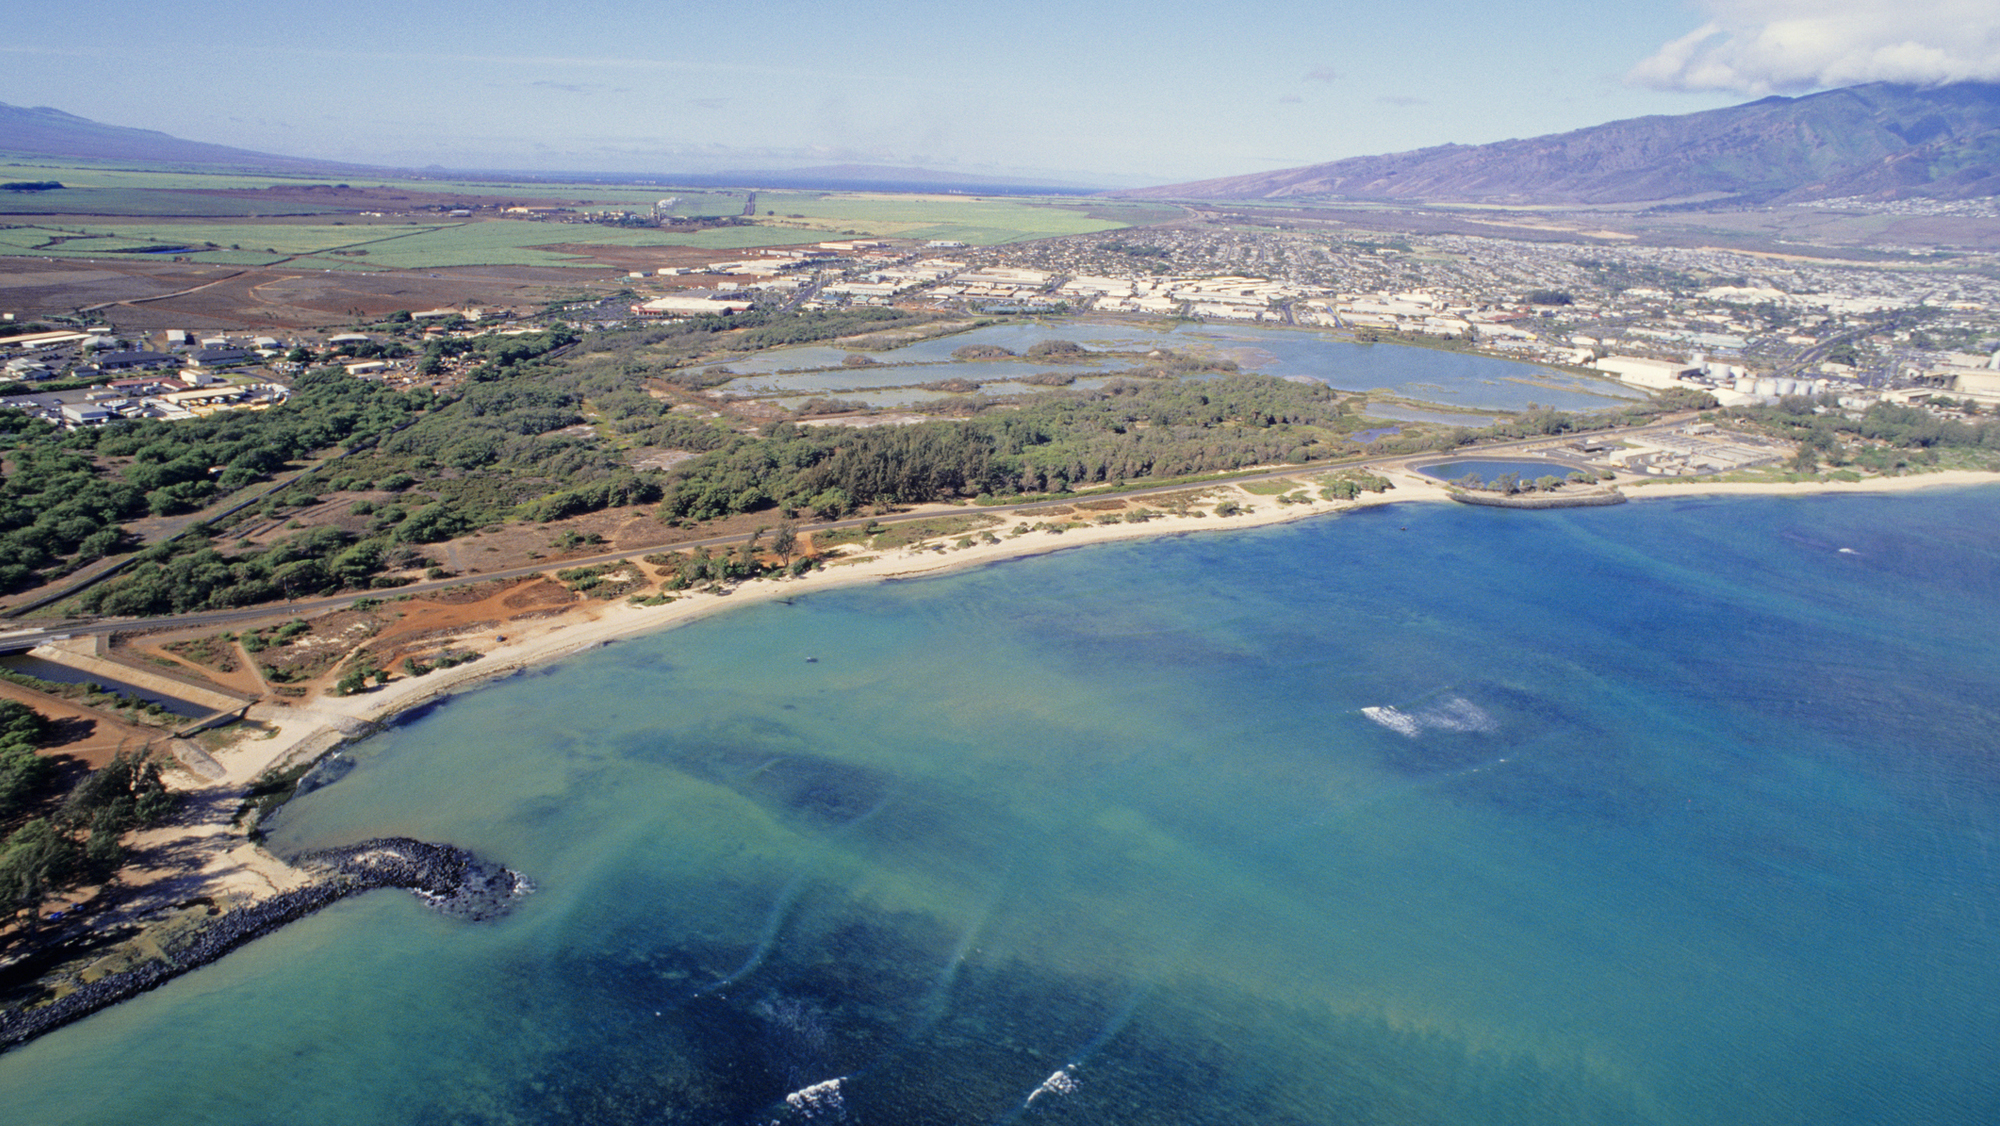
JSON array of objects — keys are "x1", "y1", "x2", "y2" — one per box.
[
  {"x1": 7, "y1": 85, "x2": 2000, "y2": 206},
  {"x1": 1119, "y1": 83, "x2": 2000, "y2": 206}
]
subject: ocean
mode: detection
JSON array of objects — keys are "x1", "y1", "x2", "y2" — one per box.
[{"x1": 2, "y1": 488, "x2": 1997, "y2": 1125}]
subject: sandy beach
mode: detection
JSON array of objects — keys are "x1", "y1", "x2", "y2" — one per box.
[
  {"x1": 53, "y1": 463, "x2": 2000, "y2": 942},
  {"x1": 204, "y1": 463, "x2": 2000, "y2": 783},
  {"x1": 1615, "y1": 467, "x2": 2000, "y2": 500}
]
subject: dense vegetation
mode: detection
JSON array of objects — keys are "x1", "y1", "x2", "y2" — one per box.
[
  {"x1": 1731, "y1": 396, "x2": 2000, "y2": 473},
  {"x1": 59, "y1": 325, "x2": 674, "y2": 614},
  {"x1": 0, "y1": 701, "x2": 55, "y2": 824},
  {"x1": 0, "y1": 369, "x2": 428, "y2": 594},
  {"x1": 656, "y1": 375, "x2": 1384, "y2": 521},
  {"x1": 0, "y1": 697, "x2": 174, "y2": 936},
  {"x1": 16, "y1": 301, "x2": 1958, "y2": 620}
]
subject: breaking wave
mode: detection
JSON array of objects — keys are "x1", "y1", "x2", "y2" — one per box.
[{"x1": 1362, "y1": 696, "x2": 1496, "y2": 738}]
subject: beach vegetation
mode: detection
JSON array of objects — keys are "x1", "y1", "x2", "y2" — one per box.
[
  {"x1": 0, "y1": 701, "x2": 58, "y2": 824},
  {"x1": 1239, "y1": 479, "x2": 1304, "y2": 495},
  {"x1": 0, "y1": 747, "x2": 174, "y2": 935},
  {"x1": 771, "y1": 517, "x2": 799, "y2": 568},
  {"x1": 557, "y1": 563, "x2": 644, "y2": 599},
  {"x1": 232, "y1": 758, "x2": 317, "y2": 834},
  {"x1": 1319, "y1": 470, "x2": 1395, "y2": 500},
  {"x1": 402, "y1": 650, "x2": 477, "y2": 677},
  {"x1": 866, "y1": 515, "x2": 1003, "y2": 551}
]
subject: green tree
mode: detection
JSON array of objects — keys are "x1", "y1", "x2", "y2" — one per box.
[
  {"x1": 772, "y1": 515, "x2": 798, "y2": 568},
  {"x1": 0, "y1": 819, "x2": 73, "y2": 931}
]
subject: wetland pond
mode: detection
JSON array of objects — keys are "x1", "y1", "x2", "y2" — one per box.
[{"x1": 703, "y1": 320, "x2": 1643, "y2": 413}]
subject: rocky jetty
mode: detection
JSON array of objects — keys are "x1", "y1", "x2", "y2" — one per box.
[
  {"x1": 0, "y1": 837, "x2": 530, "y2": 1052},
  {"x1": 1446, "y1": 488, "x2": 1627, "y2": 509}
]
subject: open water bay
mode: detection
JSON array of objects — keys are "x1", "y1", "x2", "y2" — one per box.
[{"x1": 5, "y1": 489, "x2": 1999, "y2": 1124}]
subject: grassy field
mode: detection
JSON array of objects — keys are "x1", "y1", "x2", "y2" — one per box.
[
  {"x1": 0, "y1": 161, "x2": 751, "y2": 209},
  {"x1": 651, "y1": 192, "x2": 752, "y2": 218},
  {"x1": 0, "y1": 221, "x2": 456, "y2": 262},
  {"x1": 332, "y1": 221, "x2": 719, "y2": 267},
  {"x1": 0, "y1": 186, "x2": 346, "y2": 217},
  {"x1": 1238, "y1": 478, "x2": 1305, "y2": 495},
  {"x1": 0, "y1": 217, "x2": 728, "y2": 268},
  {"x1": 752, "y1": 191, "x2": 1133, "y2": 243},
  {"x1": 0, "y1": 160, "x2": 1159, "y2": 267},
  {"x1": 0, "y1": 161, "x2": 345, "y2": 192},
  {"x1": 0, "y1": 226, "x2": 61, "y2": 252},
  {"x1": 0, "y1": 224, "x2": 229, "y2": 256}
]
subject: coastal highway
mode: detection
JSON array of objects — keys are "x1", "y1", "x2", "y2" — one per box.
[{"x1": 8, "y1": 421, "x2": 1692, "y2": 643}]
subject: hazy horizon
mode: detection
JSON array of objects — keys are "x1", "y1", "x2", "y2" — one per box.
[{"x1": 6, "y1": 1, "x2": 1995, "y2": 186}]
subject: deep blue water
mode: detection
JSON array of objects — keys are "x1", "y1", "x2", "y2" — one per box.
[{"x1": 3, "y1": 489, "x2": 1998, "y2": 1125}]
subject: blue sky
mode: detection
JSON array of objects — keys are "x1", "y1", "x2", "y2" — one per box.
[{"x1": 5, "y1": 0, "x2": 1994, "y2": 185}]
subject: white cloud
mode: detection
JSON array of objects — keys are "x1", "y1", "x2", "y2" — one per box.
[{"x1": 1630, "y1": 0, "x2": 2000, "y2": 93}]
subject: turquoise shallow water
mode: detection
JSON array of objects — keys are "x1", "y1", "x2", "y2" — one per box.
[{"x1": 4, "y1": 489, "x2": 1999, "y2": 1125}]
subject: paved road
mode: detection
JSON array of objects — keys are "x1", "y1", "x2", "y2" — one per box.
[{"x1": 6, "y1": 421, "x2": 1690, "y2": 644}]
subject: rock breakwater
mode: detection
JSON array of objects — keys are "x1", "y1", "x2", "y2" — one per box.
[
  {"x1": 1446, "y1": 488, "x2": 1627, "y2": 509},
  {"x1": 0, "y1": 837, "x2": 530, "y2": 1053}
]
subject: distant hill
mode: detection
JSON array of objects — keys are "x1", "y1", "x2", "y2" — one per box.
[
  {"x1": 0, "y1": 104, "x2": 1100, "y2": 194},
  {"x1": 0, "y1": 102, "x2": 353, "y2": 171},
  {"x1": 1120, "y1": 83, "x2": 2000, "y2": 206}
]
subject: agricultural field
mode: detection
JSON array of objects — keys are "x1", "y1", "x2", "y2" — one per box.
[
  {"x1": 327, "y1": 221, "x2": 716, "y2": 268},
  {"x1": 12, "y1": 221, "x2": 445, "y2": 256},
  {"x1": 0, "y1": 161, "x2": 339, "y2": 193},
  {"x1": 0, "y1": 159, "x2": 1177, "y2": 326},
  {"x1": 2, "y1": 160, "x2": 654, "y2": 202},
  {"x1": 0, "y1": 186, "x2": 345, "y2": 217},
  {"x1": 1, "y1": 159, "x2": 1167, "y2": 271},
  {"x1": 4, "y1": 203, "x2": 1148, "y2": 271},
  {"x1": 752, "y1": 191, "x2": 1143, "y2": 243},
  {"x1": 649, "y1": 192, "x2": 754, "y2": 217}
]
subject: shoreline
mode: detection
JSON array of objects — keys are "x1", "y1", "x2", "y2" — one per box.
[
  {"x1": 197, "y1": 463, "x2": 2000, "y2": 806},
  {"x1": 8, "y1": 463, "x2": 1999, "y2": 1025}
]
